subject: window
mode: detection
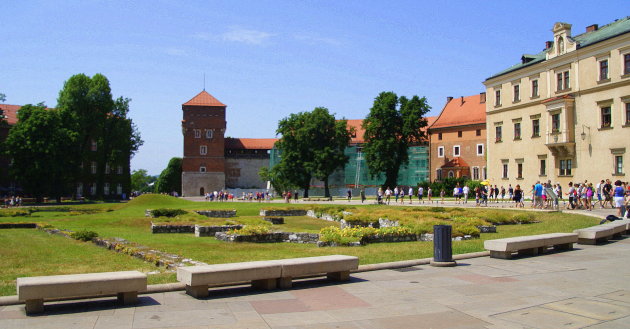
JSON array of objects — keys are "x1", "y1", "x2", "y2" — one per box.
[
  {"x1": 513, "y1": 85, "x2": 520, "y2": 102},
  {"x1": 514, "y1": 122, "x2": 521, "y2": 140},
  {"x1": 91, "y1": 140, "x2": 97, "y2": 151},
  {"x1": 560, "y1": 159, "x2": 572, "y2": 176},
  {"x1": 476, "y1": 144, "x2": 484, "y2": 156},
  {"x1": 105, "y1": 163, "x2": 110, "y2": 174},
  {"x1": 90, "y1": 183, "x2": 96, "y2": 196},
  {"x1": 517, "y1": 163, "x2": 523, "y2": 179},
  {"x1": 117, "y1": 165, "x2": 123, "y2": 175},
  {"x1": 495, "y1": 126, "x2": 502, "y2": 142},
  {"x1": 599, "y1": 59, "x2": 609, "y2": 81},
  {"x1": 540, "y1": 159, "x2": 546, "y2": 176},
  {"x1": 200, "y1": 145, "x2": 207, "y2": 155},
  {"x1": 436, "y1": 169, "x2": 443, "y2": 180},
  {"x1": 91, "y1": 161, "x2": 97, "y2": 174},
  {"x1": 531, "y1": 80, "x2": 539, "y2": 98},
  {"x1": 438, "y1": 132, "x2": 442, "y2": 140},
  {"x1": 437, "y1": 146, "x2": 444, "y2": 158},
  {"x1": 453, "y1": 145, "x2": 460, "y2": 157},
  {"x1": 626, "y1": 103, "x2": 630, "y2": 125},
  {"x1": 76, "y1": 183, "x2": 83, "y2": 196},
  {"x1": 502, "y1": 163, "x2": 508, "y2": 179},
  {"x1": 457, "y1": 131, "x2": 462, "y2": 138},
  {"x1": 495, "y1": 89, "x2": 501, "y2": 106},
  {"x1": 483, "y1": 167, "x2": 487, "y2": 180},
  {"x1": 448, "y1": 171, "x2": 454, "y2": 178},
  {"x1": 552, "y1": 113, "x2": 561, "y2": 133},
  {"x1": 532, "y1": 119, "x2": 540, "y2": 137},
  {"x1": 117, "y1": 183, "x2": 122, "y2": 195},
  {"x1": 475, "y1": 129, "x2": 481, "y2": 136},
  {"x1": 557, "y1": 71, "x2": 570, "y2": 91},
  {"x1": 625, "y1": 53, "x2": 630, "y2": 75},
  {"x1": 205, "y1": 129, "x2": 213, "y2": 139},
  {"x1": 194, "y1": 129, "x2": 201, "y2": 138},
  {"x1": 615, "y1": 155, "x2": 624, "y2": 175},
  {"x1": 601, "y1": 106, "x2": 612, "y2": 128},
  {"x1": 472, "y1": 167, "x2": 480, "y2": 180},
  {"x1": 200, "y1": 166, "x2": 206, "y2": 172},
  {"x1": 104, "y1": 183, "x2": 110, "y2": 195}
]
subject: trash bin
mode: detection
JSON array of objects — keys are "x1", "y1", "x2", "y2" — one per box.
[{"x1": 430, "y1": 225, "x2": 457, "y2": 267}]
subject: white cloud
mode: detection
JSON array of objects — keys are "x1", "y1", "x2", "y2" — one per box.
[{"x1": 221, "y1": 28, "x2": 274, "y2": 45}]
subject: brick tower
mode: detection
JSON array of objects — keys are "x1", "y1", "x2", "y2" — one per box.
[{"x1": 181, "y1": 91, "x2": 226, "y2": 196}]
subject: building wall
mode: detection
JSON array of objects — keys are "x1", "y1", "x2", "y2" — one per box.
[
  {"x1": 484, "y1": 24, "x2": 630, "y2": 187},
  {"x1": 182, "y1": 172, "x2": 225, "y2": 196},
  {"x1": 225, "y1": 157, "x2": 269, "y2": 189},
  {"x1": 429, "y1": 125, "x2": 486, "y2": 181}
]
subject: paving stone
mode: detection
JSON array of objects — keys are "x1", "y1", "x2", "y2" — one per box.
[
  {"x1": 542, "y1": 297, "x2": 630, "y2": 321},
  {"x1": 492, "y1": 306, "x2": 601, "y2": 329},
  {"x1": 598, "y1": 290, "x2": 630, "y2": 304},
  {"x1": 132, "y1": 309, "x2": 235, "y2": 328}
]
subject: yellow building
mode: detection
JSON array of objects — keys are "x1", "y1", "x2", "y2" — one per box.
[{"x1": 483, "y1": 18, "x2": 630, "y2": 187}]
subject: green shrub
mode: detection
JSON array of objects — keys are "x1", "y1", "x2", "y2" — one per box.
[
  {"x1": 150, "y1": 208, "x2": 187, "y2": 218},
  {"x1": 228, "y1": 224, "x2": 271, "y2": 235},
  {"x1": 70, "y1": 230, "x2": 99, "y2": 242},
  {"x1": 511, "y1": 213, "x2": 536, "y2": 224},
  {"x1": 453, "y1": 224, "x2": 480, "y2": 237}
]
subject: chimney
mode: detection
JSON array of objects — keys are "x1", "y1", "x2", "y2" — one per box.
[
  {"x1": 446, "y1": 96, "x2": 453, "y2": 103},
  {"x1": 586, "y1": 24, "x2": 598, "y2": 32},
  {"x1": 479, "y1": 92, "x2": 486, "y2": 104},
  {"x1": 545, "y1": 41, "x2": 554, "y2": 50},
  {"x1": 460, "y1": 96, "x2": 464, "y2": 105}
]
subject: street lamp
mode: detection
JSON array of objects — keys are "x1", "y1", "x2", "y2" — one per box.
[{"x1": 580, "y1": 125, "x2": 591, "y2": 141}]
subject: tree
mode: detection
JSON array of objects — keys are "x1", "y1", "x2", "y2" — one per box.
[
  {"x1": 258, "y1": 165, "x2": 295, "y2": 196},
  {"x1": 274, "y1": 108, "x2": 351, "y2": 198},
  {"x1": 362, "y1": 92, "x2": 430, "y2": 189},
  {"x1": 131, "y1": 169, "x2": 157, "y2": 193},
  {"x1": 0, "y1": 93, "x2": 5, "y2": 102},
  {"x1": 5, "y1": 104, "x2": 77, "y2": 202},
  {"x1": 155, "y1": 157, "x2": 182, "y2": 195}
]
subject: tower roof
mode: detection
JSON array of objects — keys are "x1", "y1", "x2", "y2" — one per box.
[{"x1": 183, "y1": 90, "x2": 226, "y2": 107}]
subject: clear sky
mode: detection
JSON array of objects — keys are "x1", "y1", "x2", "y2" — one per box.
[{"x1": 1, "y1": 1, "x2": 628, "y2": 175}]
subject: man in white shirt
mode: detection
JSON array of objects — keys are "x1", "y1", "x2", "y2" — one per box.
[{"x1": 463, "y1": 185, "x2": 469, "y2": 203}]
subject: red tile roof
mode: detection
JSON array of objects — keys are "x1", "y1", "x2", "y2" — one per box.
[
  {"x1": 346, "y1": 116, "x2": 436, "y2": 144},
  {"x1": 225, "y1": 138, "x2": 278, "y2": 150},
  {"x1": 183, "y1": 90, "x2": 226, "y2": 107},
  {"x1": 0, "y1": 104, "x2": 22, "y2": 125},
  {"x1": 441, "y1": 157, "x2": 469, "y2": 168},
  {"x1": 430, "y1": 94, "x2": 486, "y2": 129}
]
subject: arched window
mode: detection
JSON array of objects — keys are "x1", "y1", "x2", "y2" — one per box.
[{"x1": 448, "y1": 171, "x2": 455, "y2": 178}]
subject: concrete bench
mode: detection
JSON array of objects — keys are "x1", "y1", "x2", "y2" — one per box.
[
  {"x1": 177, "y1": 260, "x2": 282, "y2": 298},
  {"x1": 484, "y1": 233, "x2": 578, "y2": 259},
  {"x1": 17, "y1": 271, "x2": 147, "y2": 314},
  {"x1": 574, "y1": 220, "x2": 630, "y2": 245},
  {"x1": 275, "y1": 255, "x2": 359, "y2": 288},
  {"x1": 177, "y1": 255, "x2": 359, "y2": 298}
]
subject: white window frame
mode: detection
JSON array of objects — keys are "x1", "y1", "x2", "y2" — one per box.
[
  {"x1": 531, "y1": 79, "x2": 539, "y2": 98},
  {"x1": 104, "y1": 183, "x2": 110, "y2": 195},
  {"x1": 513, "y1": 84, "x2": 520, "y2": 102},
  {"x1": 437, "y1": 146, "x2": 444, "y2": 158},
  {"x1": 502, "y1": 162, "x2": 509, "y2": 179},
  {"x1": 614, "y1": 155, "x2": 624, "y2": 175},
  {"x1": 117, "y1": 165, "x2": 123, "y2": 175},
  {"x1": 200, "y1": 166, "x2": 206, "y2": 173},
  {"x1": 448, "y1": 170, "x2": 454, "y2": 178},
  {"x1": 476, "y1": 144, "x2": 484, "y2": 156},
  {"x1": 556, "y1": 70, "x2": 570, "y2": 91},
  {"x1": 200, "y1": 145, "x2": 207, "y2": 155},
  {"x1": 599, "y1": 58, "x2": 609, "y2": 81},
  {"x1": 453, "y1": 145, "x2": 461, "y2": 157},
  {"x1": 436, "y1": 168, "x2": 442, "y2": 180},
  {"x1": 91, "y1": 161, "x2": 97, "y2": 174},
  {"x1": 117, "y1": 183, "x2": 122, "y2": 195},
  {"x1": 205, "y1": 129, "x2": 213, "y2": 139},
  {"x1": 194, "y1": 129, "x2": 201, "y2": 138},
  {"x1": 472, "y1": 166, "x2": 480, "y2": 180},
  {"x1": 90, "y1": 183, "x2": 96, "y2": 196}
]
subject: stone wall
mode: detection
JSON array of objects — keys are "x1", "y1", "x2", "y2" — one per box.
[
  {"x1": 260, "y1": 209, "x2": 307, "y2": 217},
  {"x1": 0, "y1": 223, "x2": 37, "y2": 229},
  {"x1": 215, "y1": 232, "x2": 319, "y2": 244},
  {"x1": 194, "y1": 210, "x2": 237, "y2": 218},
  {"x1": 263, "y1": 217, "x2": 284, "y2": 224},
  {"x1": 151, "y1": 223, "x2": 195, "y2": 233},
  {"x1": 195, "y1": 224, "x2": 243, "y2": 237},
  {"x1": 225, "y1": 157, "x2": 269, "y2": 189}
]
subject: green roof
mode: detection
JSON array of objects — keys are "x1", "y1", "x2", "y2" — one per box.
[{"x1": 486, "y1": 17, "x2": 630, "y2": 81}]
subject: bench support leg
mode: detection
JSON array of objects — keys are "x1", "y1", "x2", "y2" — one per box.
[
  {"x1": 518, "y1": 248, "x2": 539, "y2": 257},
  {"x1": 553, "y1": 243, "x2": 573, "y2": 251},
  {"x1": 278, "y1": 277, "x2": 292, "y2": 289},
  {"x1": 327, "y1": 271, "x2": 350, "y2": 281},
  {"x1": 186, "y1": 285, "x2": 209, "y2": 298},
  {"x1": 25, "y1": 299, "x2": 44, "y2": 314},
  {"x1": 117, "y1": 291, "x2": 138, "y2": 305},
  {"x1": 490, "y1": 251, "x2": 512, "y2": 259},
  {"x1": 578, "y1": 238, "x2": 597, "y2": 245},
  {"x1": 252, "y1": 278, "x2": 276, "y2": 290}
]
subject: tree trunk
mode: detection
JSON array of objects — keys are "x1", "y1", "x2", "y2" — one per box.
[
  {"x1": 324, "y1": 177, "x2": 330, "y2": 199},
  {"x1": 303, "y1": 186, "x2": 309, "y2": 198}
]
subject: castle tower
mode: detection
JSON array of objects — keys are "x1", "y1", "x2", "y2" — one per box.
[{"x1": 181, "y1": 91, "x2": 226, "y2": 196}]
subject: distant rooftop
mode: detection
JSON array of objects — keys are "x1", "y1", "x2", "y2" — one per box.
[
  {"x1": 430, "y1": 94, "x2": 486, "y2": 130},
  {"x1": 183, "y1": 90, "x2": 226, "y2": 107}
]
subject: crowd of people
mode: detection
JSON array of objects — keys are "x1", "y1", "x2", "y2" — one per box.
[{"x1": 3, "y1": 196, "x2": 23, "y2": 207}]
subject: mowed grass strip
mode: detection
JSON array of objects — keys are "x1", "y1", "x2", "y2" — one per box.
[{"x1": 0, "y1": 229, "x2": 171, "y2": 296}]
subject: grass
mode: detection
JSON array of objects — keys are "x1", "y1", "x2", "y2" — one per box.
[{"x1": 0, "y1": 194, "x2": 600, "y2": 296}]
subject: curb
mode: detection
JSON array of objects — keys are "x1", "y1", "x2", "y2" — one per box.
[{"x1": 0, "y1": 250, "x2": 490, "y2": 307}]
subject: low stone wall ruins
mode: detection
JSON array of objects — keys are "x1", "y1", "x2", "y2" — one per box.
[
  {"x1": 195, "y1": 224, "x2": 243, "y2": 237},
  {"x1": 215, "y1": 232, "x2": 319, "y2": 244},
  {"x1": 262, "y1": 217, "x2": 284, "y2": 224},
  {"x1": 260, "y1": 209, "x2": 307, "y2": 217},
  {"x1": 151, "y1": 223, "x2": 195, "y2": 233},
  {"x1": 194, "y1": 210, "x2": 237, "y2": 218},
  {"x1": 0, "y1": 223, "x2": 37, "y2": 229}
]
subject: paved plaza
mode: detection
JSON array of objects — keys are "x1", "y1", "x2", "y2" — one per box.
[{"x1": 2, "y1": 229, "x2": 630, "y2": 328}]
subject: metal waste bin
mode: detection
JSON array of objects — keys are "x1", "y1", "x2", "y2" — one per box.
[{"x1": 431, "y1": 225, "x2": 456, "y2": 267}]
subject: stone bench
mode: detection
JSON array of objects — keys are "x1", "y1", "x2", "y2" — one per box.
[
  {"x1": 484, "y1": 233, "x2": 578, "y2": 259},
  {"x1": 574, "y1": 220, "x2": 630, "y2": 245},
  {"x1": 17, "y1": 271, "x2": 147, "y2": 314},
  {"x1": 177, "y1": 255, "x2": 359, "y2": 298}
]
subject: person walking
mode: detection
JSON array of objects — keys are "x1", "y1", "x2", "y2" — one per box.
[
  {"x1": 463, "y1": 185, "x2": 469, "y2": 203},
  {"x1": 613, "y1": 180, "x2": 625, "y2": 217},
  {"x1": 360, "y1": 188, "x2": 366, "y2": 203},
  {"x1": 418, "y1": 186, "x2": 424, "y2": 203},
  {"x1": 408, "y1": 186, "x2": 413, "y2": 204}
]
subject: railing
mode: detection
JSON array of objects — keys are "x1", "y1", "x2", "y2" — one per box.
[{"x1": 545, "y1": 130, "x2": 573, "y2": 144}]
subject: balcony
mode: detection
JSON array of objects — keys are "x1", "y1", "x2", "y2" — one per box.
[{"x1": 545, "y1": 130, "x2": 575, "y2": 157}]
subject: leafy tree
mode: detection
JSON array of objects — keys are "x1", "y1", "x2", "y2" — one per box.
[
  {"x1": 275, "y1": 112, "x2": 313, "y2": 197},
  {"x1": 258, "y1": 165, "x2": 295, "y2": 196},
  {"x1": 5, "y1": 104, "x2": 77, "y2": 202},
  {"x1": 362, "y1": 92, "x2": 430, "y2": 189},
  {"x1": 131, "y1": 169, "x2": 157, "y2": 193},
  {"x1": 0, "y1": 93, "x2": 5, "y2": 102},
  {"x1": 155, "y1": 157, "x2": 182, "y2": 195}
]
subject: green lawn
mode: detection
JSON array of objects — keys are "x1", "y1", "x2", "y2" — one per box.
[{"x1": 0, "y1": 194, "x2": 600, "y2": 296}]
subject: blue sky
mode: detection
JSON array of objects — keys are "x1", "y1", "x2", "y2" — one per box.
[{"x1": 1, "y1": 1, "x2": 628, "y2": 175}]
